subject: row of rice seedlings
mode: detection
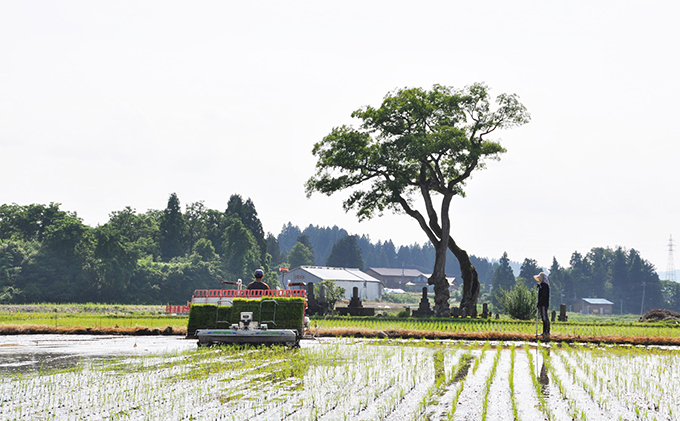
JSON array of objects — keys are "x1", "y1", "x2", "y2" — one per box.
[
  {"x1": 481, "y1": 343, "x2": 503, "y2": 421},
  {"x1": 539, "y1": 345, "x2": 586, "y2": 420},
  {"x1": 471, "y1": 341, "x2": 491, "y2": 375},
  {"x1": 507, "y1": 344, "x2": 519, "y2": 421},
  {"x1": 523, "y1": 343, "x2": 552, "y2": 420},
  {"x1": 410, "y1": 345, "x2": 473, "y2": 421},
  {"x1": 446, "y1": 351, "x2": 475, "y2": 420}
]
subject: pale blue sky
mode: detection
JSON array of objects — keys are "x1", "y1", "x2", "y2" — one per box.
[{"x1": 1, "y1": 1, "x2": 679, "y2": 274}]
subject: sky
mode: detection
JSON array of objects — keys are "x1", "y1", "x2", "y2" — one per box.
[{"x1": 1, "y1": 1, "x2": 679, "y2": 276}]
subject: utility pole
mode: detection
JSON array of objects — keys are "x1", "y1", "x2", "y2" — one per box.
[
  {"x1": 640, "y1": 281, "x2": 646, "y2": 316},
  {"x1": 667, "y1": 235, "x2": 677, "y2": 283}
]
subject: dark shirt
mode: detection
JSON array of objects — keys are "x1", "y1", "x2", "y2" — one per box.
[
  {"x1": 537, "y1": 282, "x2": 550, "y2": 307},
  {"x1": 246, "y1": 280, "x2": 270, "y2": 290}
]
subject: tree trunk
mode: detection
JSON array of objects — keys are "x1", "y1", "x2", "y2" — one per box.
[
  {"x1": 448, "y1": 236, "x2": 479, "y2": 317},
  {"x1": 428, "y1": 239, "x2": 450, "y2": 317}
]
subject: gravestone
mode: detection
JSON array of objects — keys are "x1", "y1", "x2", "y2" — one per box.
[
  {"x1": 482, "y1": 303, "x2": 489, "y2": 318},
  {"x1": 558, "y1": 304, "x2": 568, "y2": 322},
  {"x1": 305, "y1": 283, "x2": 329, "y2": 316},
  {"x1": 336, "y1": 286, "x2": 375, "y2": 316},
  {"x1": 412, "y1": 287, "x2": 434, "y2": 317}
]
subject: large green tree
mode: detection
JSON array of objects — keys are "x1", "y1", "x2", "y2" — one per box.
[
  {"x1": 306, "y1": 83, "x2": 529, "y2": 316},
  {"x1": 159, "y1": 193, "x2": 189, "y2": 261},
  {"x1": 288, "y1": 242, "x2": 314, "y2": 269},
  {"x1": 491, "y1": 252, "x2": 516, "y2": 307},
  {"x1": 326, "y1": 235, "x2": 364, "y2": 269},
  {"x1": 518, "y1": 258, "x2": 541, "y2": 289},
  {"x1": 226, "y1": 195, "x2": 267, "y2": 262}
]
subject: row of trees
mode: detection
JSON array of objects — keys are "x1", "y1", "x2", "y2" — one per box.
[
  {"x1": 0, "y1": 195, "x2": 283, "y2": 305},
  {"x1": 0, "y1": 196, "x2": 673, "y2": 313},
  {"x1": 490, "y1": 248, "x2": 670, "y2": 314},
  {"x1": 0, "y1": 195, "x2": 491, "y2": 305}
]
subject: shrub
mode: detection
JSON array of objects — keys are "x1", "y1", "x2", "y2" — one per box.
[
  {"x1": 381, "y1": 292, "x2": 420, "y2": 304},
  {"x1": 495, "y1": 281, "x2": 537, "y2": 320}
]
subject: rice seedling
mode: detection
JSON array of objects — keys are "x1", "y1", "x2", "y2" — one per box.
[
  {"x1": 481, "y1": 343, "x2": 502, "y2": 421},
  {"x1": 524, "y1": 342, "x2": 552, "y2": 420},
  {"x1": 508, "y1": 344, "x2": 519, "y2": 421}
]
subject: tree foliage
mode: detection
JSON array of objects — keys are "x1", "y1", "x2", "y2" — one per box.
[
  {"x1": 491, "y1": 252, "x2": 516, "y2": 307},
  {"x1": 306, "y1": 83, "x2": 529, "y2": 316},
  {"x1": 495, "y1": 281, "x2": 537, "y2": 320},
  {"x1": 319, "y1": 279, "x2": 346, "y2": 313},
  {"x1": 288, "y1": 242, "x2": 314, "y2": 269},
  {"x1": 325, "y1": 235, "x2": 364, "y2": 268},
  {"x1": 159, "y1": 193, "x2": 189, "y2": 261}
]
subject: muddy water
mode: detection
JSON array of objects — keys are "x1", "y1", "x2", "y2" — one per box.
[{"x1": 0, "y1": 334, "x2": 198, "y2": 372}]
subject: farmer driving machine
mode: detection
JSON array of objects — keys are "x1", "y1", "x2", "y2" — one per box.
[{"x1": 189, "y1": 278, "x2": 309, "y2": 347}]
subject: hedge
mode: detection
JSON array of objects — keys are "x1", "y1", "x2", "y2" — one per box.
[{"x1": 187, "y1": 297, "x2": 305, "y2": 337}]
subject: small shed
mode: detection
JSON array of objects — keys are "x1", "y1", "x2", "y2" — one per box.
[{"x1": 574, "y1": 298, "x2": 614, "y2": 315}]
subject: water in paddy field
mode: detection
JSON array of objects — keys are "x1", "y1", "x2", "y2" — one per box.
[
  {"x1": 0, "y1": 336, "x2": 678, "y2": 420},
  {"x1": 0, "y1": 334, "x2": 197, "y2": 372}
]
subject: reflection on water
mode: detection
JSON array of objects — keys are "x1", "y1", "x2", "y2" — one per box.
[
  {"x1": 0, "y1": 335, "x2": 197, "y2": 373},
  {"x1": 539, "y1": 348, "x2": 550, "y2": 397}
]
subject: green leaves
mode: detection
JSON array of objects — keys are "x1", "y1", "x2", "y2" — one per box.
[{"x1": 307, "y1": 83, "x2": 530, "y2": 220}]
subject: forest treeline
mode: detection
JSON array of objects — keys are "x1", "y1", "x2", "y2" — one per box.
[{"x1": 0, "y1": 194, "x2": 676, "y2": 312}]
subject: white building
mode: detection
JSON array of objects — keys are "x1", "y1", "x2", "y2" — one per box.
[{"x1": 282, "y1": 266, "x2": 385, "y2": 301}]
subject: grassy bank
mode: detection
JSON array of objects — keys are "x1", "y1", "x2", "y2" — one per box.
[{"x1": 0, "y1": 304, "x2": 187, "y2": 332}]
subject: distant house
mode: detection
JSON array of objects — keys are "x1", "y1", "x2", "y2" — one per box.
[
  {"x1": 364, "y1": 267, "x2": 424, "y2": 289},
  {"x1": 281, "y1": 266, "x2": 384, "y2": 301},
  {"x1": 406, "y1": 274, "x2": 458, "y2": 293},
  {"x1": 574, "y1": 298, "x2": 614, "y2": 315}
]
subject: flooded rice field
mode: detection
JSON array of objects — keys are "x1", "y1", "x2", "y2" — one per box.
[{"x1": 0, "y1": 335, "x2": 678, "y2": 420}]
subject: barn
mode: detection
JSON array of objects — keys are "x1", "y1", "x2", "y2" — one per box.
[
  {"x1": 281, "y1": 266, "x2": 385, "y2": 301},
  {"x1": 573, "y1": 298, "x2": 614, "y2": 315}
]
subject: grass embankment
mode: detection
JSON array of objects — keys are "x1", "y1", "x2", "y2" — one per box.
[{"x1": 0, "y1": 304, "x2": 187, "y2": 335}]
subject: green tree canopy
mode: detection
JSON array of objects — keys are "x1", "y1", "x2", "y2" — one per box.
[
  {"x1": 518, "y1": 258, "x2": 542, "y2": 289},
  {"x1": 491, "y1": 252, "x2": 516, "y2": 307},
  {"x1": 222, "y1": 217, "x2": 260, "y2": 281},
  {"x1": 325, "y1": 235, "x2": 364, "y2": 269},
  {"x1": 226, "y1": 194, "x2": 266, "y2": 262},
  {"x1": 306, "y1": 83, "x2": 529, "y2": 316},
  {"x1": 288, "y1": 242, "x2": 314, "y2": 269},
  {"x1": 159, "y1": 193, "x2": 189, "y2": 261}
]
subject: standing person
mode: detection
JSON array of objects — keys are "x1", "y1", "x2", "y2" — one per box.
[
  {"x1": 246, "y1": 269, "x2": 270, "y2": 290},
  {"x1": 534, "y1": 271, "x2": 550, "y2": 340}
]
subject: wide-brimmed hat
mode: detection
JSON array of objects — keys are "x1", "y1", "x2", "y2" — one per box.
[{"x1": 533, "y1": 272, "x2": 547, "y2": 282}]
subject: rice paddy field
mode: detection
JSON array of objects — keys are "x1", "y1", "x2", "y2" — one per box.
[
  {"x1": 312, "y1": 316, "x2": 680, "y2": 345},
  {"x1": 1, "y1": 337, "x2": 679, "y2": 420}
]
